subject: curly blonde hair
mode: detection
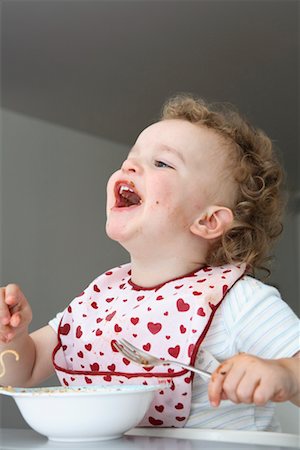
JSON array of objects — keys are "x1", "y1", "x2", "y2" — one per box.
[{"x1": 161, "y1": 94, "x2": 285, "y2": 275}]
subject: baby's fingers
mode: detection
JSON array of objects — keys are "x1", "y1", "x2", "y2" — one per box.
[
  {"x1": 5, "y1": 283, "x2": 23, "y2": 307},
  {"x1": 208, "y1": 362, "x2": 233, "y2": 407},
  {"x1": 9, "y1": 312, "x2": 21, "y2": 328},
  {"x1": 0, "y1": 287, "x2": 12, "y2": 325}
]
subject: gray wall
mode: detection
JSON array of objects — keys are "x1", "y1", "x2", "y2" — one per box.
[
  {"x1": 0, "y1": 109, "x2": 129, "y2": 428},
  {"x1": 0, "y1": 109, "x2": 299, "y2": 428}
]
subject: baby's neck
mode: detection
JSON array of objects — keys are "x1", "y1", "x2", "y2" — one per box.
[{"x1": 129, "y1": 256, "x2": 205, "y2": 288}]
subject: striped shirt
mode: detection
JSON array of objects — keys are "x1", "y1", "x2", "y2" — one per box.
[{"x1": 49, "y1": 275, "x2": 300, "y2": 431}]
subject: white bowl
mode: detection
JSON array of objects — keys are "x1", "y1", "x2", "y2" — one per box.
[{"x1": 0, "y1": 384, "x2": 163, "y2": 442}]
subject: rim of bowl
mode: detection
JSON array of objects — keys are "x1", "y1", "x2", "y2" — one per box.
[{"x1": 0, "y1": 383, "x2": 168, "y2": 397}]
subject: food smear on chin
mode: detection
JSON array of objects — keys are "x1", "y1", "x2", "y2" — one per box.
[{"x1": 115, "y1": 182, "x2": 142, "y2": 208}]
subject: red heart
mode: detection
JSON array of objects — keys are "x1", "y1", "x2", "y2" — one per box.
[
  {"x1": 108, "y1": 364, "x2": 116, "y2": 372},
  {"x1": 143, "y1": 343, "x2": 151, "y2": 351},
  {"x1": 142, "y1": 381, "x2": 148, "y2": 385},
  {"x1": 164, "y1": 311, "x2": 168, "y2": 316},
  {"x1": 90, "y1": 363, "x2": 99, "y2": 371},
  {"x1": 147, "y1": 322, "x2": 162, "y2": 334},
  {"x1": 175, "y1": 403, "x2": 184, "y2": 409},
  {"x1": 105, "y1": 271, "x2": 113, "y2": 275},
  {"x1": 62, "y1": 345, "x2": 67, "y2": 351},
  {"x1": 166, "y1": 335, "x2": 171, "y2": 340},
  {"x1": 63, "y1": 378, "x2": 69, "y2": 386},
  {"x1": 223, "y1": 269, "x2": 232, "y2": 274},
  {"x1": 111, "y1": 339, "x2": 119, "y2": 352},
  {"x1": 132, "y1": 333, "x2": 137, "y2": 337},
  {"x1": 180, "y1": 325, "x2": 186, "y2": 333},
  {"x1": 71, "y1": 377, "x2": 75, "y2": 381},
  {"x1": 223, "y1": 284, "x2": 228, "y2": 295},
  {"x1": 130, "y1": 317, "x2": 139, "y2": 325},
  {"x1": 168, "y1": 368, "x2": 174, "y2": 373},
  {"x1": 149, "y1": 417, "x2": 163, "y2": 426},
  {"x1": 85, "y1": 343, "x2": 92, "y2": 351},
  {"x1": 175, "y1": 284, "x2": 183, "y2": 289},
  {"x1": 96, "y1": 317, "x2": 103, "y2": 323},
  {"x1": 60, "y1": 323, "x2": 70, "y2": 335},
  {"x1": 143, "y1": 366, "x2": 154, "y2": 371},
  {"x1": 76, "y1": 326, "x2": 83, "y2": 338},
  {"x1": 176, "y1": 298, "x2": 190, "y2": 312},
  {"x1": 106, "y1": 297, "x2": 114, "y2": 303},
  {"x1": 197, "y1": 307, "x2": 206, "y2": 316},
  {"x1": 193, "y1": 291, "x2": 202, "y2": 296},
  {"x1": 104, "y1": 375, "x2": 112, "y2": 382},
  {"x1": 106, "y1": 311, "x2": 116, "y2": 321},
  {"x1": 156, "y1": 295, "x2": 164, "y2": 301},
  {"x1": 119, "y1": 283, "x2": 125, "y2": 289},
  {"x1": 147, "y1": 307, "x2": 152, "y2": 311},
  {"x1": 197, "y1": 278, "x2": 207, "y2": 283},
  {"x1": 137, "y1": 296, "x2": 145, "y2": 301},
  {"x1": 184, "y1": 377, "x2": 191, "y2": 384},
  {"x1": 203, "y1": 267, "x2": 212, "y2": 272},
  {"x1": 188, "y1": 343, "x2": 194, "y2": 357},
  {"x1": 67, "y1": 305, "x2": 72, "y2": 313},
  {"x1": 96, "y1": 329, "x2": 103, "y2": 336},
  {"x1": 176, "y1": 416, "x2": 186, "y2": 422},
  {"x1": 93, "y1": 284, "x2": 100, "y2": 292},
  {"x1": 123, "y1": 358, "x2": 130, "y2": 366},
  {"x1": 99, "y1": 351, "x2": 104, "y2": 356},
  {"x1": 85, "y1": 376, "x2": 92, "y2": 384},
  {"x1": 77, "y1": 351, "x2": 83, "y2": 358},
  {"x1": 91, "y1": 301, "x2": 98, "y2": 309},
  {"x1": 168, "y1": 345, "x2": 180, "y2": 358},
  {"x1": 155, "y1": 405, "x2": 164, "y2": 412},
  {"x1": 114, "y1": 324, "x2": 122, "y2": 333}
]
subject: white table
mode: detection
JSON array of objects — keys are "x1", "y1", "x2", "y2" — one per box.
[{"x1": 0, "y1": 428, "x2": 299, "y2": 450}]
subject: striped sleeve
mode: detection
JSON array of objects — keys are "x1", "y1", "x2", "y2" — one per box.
[{"x1": 222, "y1": 276, "x2": 300, "y2": 358}]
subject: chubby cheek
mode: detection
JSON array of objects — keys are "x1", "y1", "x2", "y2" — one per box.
[{"x1": 147, "y1": 177, "x2": 174, "y2": 208}]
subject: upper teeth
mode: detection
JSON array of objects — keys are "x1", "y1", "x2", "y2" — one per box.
[{"x1": 119, "y1": 185, "x2": 134, "y2": 194}]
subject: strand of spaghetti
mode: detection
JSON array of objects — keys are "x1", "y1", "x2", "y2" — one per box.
[{"x1": 0, "y1": 350, "x2": 19, "y2": 377}]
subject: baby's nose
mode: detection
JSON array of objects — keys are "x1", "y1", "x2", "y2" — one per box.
[{"x1": 121, "y1": 158, "x2": 142, "y2": 174}]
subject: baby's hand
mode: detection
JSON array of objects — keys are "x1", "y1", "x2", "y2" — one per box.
[
  {"x1": 0, "y1": 284, "x2": 32, "y2": 343},
  {"x1": 208, "y1": 353, "x2": 300, "y2": 407}
]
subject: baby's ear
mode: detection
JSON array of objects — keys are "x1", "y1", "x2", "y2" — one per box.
[{"x1": 190, "y1": 206, "x2": 234, "y2": 240}]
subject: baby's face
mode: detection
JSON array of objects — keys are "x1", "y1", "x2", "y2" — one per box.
[{"x1": 106, "y1": 119, "x2": 234, "y2": 251}]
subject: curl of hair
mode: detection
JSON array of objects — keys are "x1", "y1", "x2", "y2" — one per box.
[{"x1": 161, "y1": 93, "x2": 285, "y2": 275}]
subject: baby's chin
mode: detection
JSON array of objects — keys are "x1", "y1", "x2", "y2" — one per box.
[{"x1": 105, "y1": 220, "x2": 131, "y2": 245}]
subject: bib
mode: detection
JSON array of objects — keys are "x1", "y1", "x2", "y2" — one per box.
[{"x1": 53, "y1": 263, "x2": 245, "y2": 427}]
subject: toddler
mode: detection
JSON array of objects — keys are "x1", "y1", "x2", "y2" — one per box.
[{"x1": 0, "y1": 94, "x2": 299, "y2": 431}]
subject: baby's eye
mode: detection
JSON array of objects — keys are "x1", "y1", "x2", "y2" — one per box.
[{"x1": 154, "y1": 160, "x2": 174, "y2": 169}]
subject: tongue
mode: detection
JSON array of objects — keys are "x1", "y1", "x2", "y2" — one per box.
[{"x1": 118, "y1": 190, "x2": 141, "y2": 207}]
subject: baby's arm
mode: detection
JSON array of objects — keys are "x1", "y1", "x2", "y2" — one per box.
[
  {"x1": 0, "y1": 284, "x2": 57, "y2": 387},
  {"x1": 208, "y1": 352, "x2": 300, "y2": 407}
]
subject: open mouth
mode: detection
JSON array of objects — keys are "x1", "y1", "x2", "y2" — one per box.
[{"x1": 114, "y1": 181, "x2": 142, "y2": 208}]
